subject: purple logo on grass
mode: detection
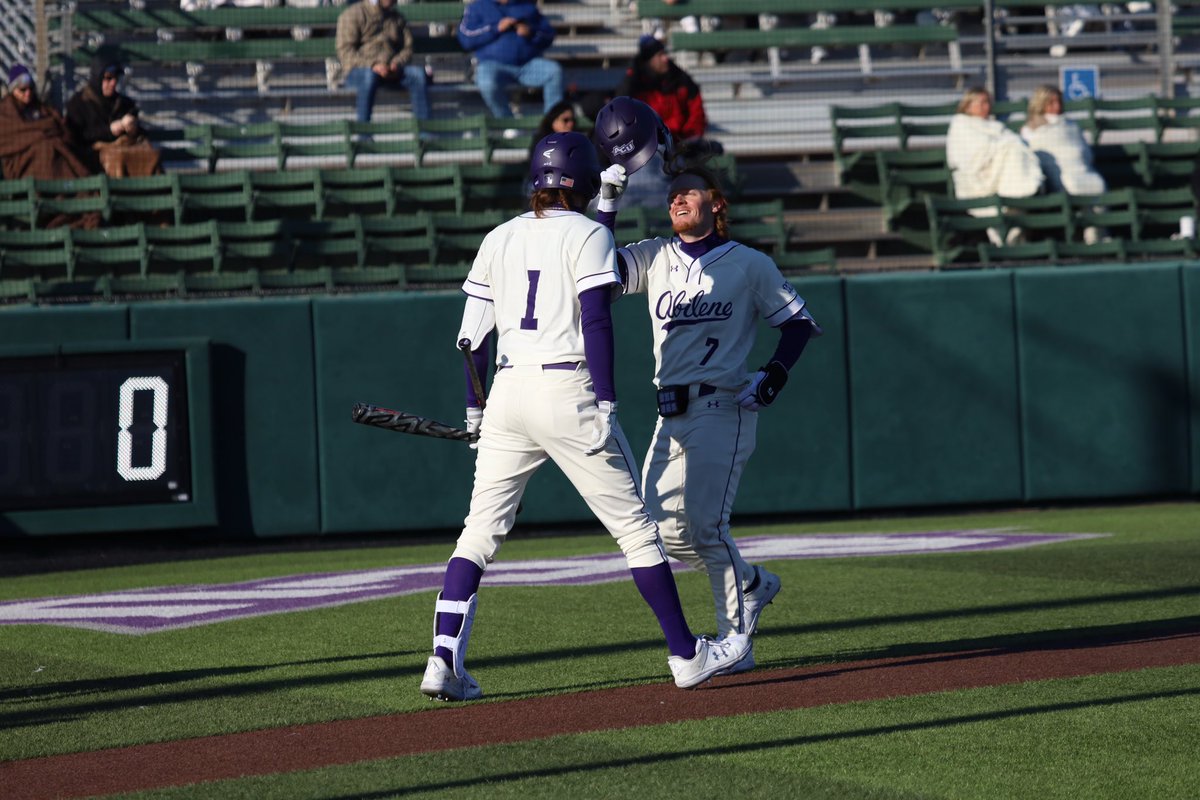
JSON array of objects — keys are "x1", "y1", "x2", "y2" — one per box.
[{"x1": 0, "y1": 531, "x2": 1102, "y2": 635}]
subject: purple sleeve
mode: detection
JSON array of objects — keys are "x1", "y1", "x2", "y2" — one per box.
[
  {"x1": 595, "y1": 208, "x2": 617, "y2": 233},
  {"x1": 580, "y1": 286, "x2": 616, "y2": 402},
  {"x1": 769, "y1": 317, "x2": 815, "y2": 371},
  {"x1": 465, "y1": 337, "x2": 491, "y2": 408}
]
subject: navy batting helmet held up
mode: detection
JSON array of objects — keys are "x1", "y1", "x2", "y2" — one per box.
[
  {"x1": 592, "y1": 96, "x2": 672, "y2": 174},
  {"x1": 529, "y1": 131, "x2": 603, "y2": 199}
]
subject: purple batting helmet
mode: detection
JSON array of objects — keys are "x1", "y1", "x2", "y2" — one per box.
[
  {"x1": 529, "y1": 131, "x2": 602, "y2": 199},
  {"x1": 592, "y1": 96, "x2": 671, "y2": 174}
]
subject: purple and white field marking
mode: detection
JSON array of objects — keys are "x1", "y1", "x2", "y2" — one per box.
[{"x1": 0, "y1": 531, "x2": 1104, "y2": 635}]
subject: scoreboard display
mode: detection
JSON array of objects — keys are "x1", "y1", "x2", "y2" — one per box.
[{"x1": 0, "y1": 341, "x2": 216, "y2": 534}]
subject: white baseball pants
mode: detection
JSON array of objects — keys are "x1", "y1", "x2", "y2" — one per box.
[{"x1": 452, "y1": 365, "x2": 668, "y2": 571}]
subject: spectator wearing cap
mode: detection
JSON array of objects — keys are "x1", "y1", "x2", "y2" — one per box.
[
  {"x1": 0, "y1": 64, "x2": 100, "y2": 228},
  {"x1": 457, "y1": 0, "x2": 563, "y2": 120},
  {"x1": 336, "y1": 0, "x2": 432, "y2": 123},
  {"x1": 615, "y1": 35, "x2": 707, "y2": 145},
  {"x1": 66, "y1": 55, "x2": 163, "y2": 178}
]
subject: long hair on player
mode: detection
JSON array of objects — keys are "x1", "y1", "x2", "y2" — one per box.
[{"x1": 666, "y1": 144, "x2": 730, "y2": 240}]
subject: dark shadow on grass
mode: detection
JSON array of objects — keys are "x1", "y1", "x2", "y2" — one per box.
[
  {"x1": 3, "y1": 616, "x2": 1197, "y2": 730},
  {"x1": 0, "y1": 651, "x2": 410, "y2": 703},
  {"x1": 317, "y1": 687, "x2": 1200, "y2": 799}
]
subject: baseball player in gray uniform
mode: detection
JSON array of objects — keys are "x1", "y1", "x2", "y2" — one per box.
[
  {"x1": 419, "y1": 131, "x2": 750, "y2": 702},
  {"x1": 592, "y1": 98, "x2": 822, "y2": 673}
]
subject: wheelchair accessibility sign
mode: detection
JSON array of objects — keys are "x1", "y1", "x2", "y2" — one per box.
[{"x1": 1061, "y1": 66, "x2": 1100, "y2": 100}]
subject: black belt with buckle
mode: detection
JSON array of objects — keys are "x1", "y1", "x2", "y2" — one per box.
[{"x1": 656, "y1": 384, "x2": 717, "y2": 417}]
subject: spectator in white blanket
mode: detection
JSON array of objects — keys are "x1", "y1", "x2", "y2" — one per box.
[
  {"x1": 946, "y1": 87, "x2": 1044, "y2": 246},
  {"x1": 1020, "y1": 85, "x2": 1105, "y2": 196},
  {"x1": 1022, "y1": 84, "x2": 1106, "y2": 243}
]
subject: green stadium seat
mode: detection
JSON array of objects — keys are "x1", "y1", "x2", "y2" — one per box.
[
  {"x1": 416, "y1": 115, "x2": 489, "y2": 165},
  {"x1": 34, "y1": 176, "x2": 109, "y2": 226},
  {"x1": 332, "y1": 264, "x2": 409, "y2": 290},
  {"x1": 249, "y1": 170, "x2": 325, "y2": 221},
  {"x1": 392, "y1": 165, "x2": 463, "y2": 214},
  {"x1": 977, "y1": 240, "x2": 1059, "y2": 266},
  {"x1": 217, "y1": 219, "x2": 290, "y2": 272},
  {"x1": 279, "y1": 121, "x2": 352, "y2": 169},
  {"x1": 361, "y1": 214, "x2": 436, "y2": 268},
  {"x1": 0, "y1": 228, "x2": 74, "y2": 281},
  {"x1": 0, "y1": 178, "x2": 36, "y2": 230},
  {"x1": 108, "y1": 174, "x2": 183, "y2": 226},
  {"x1": 433, "y1": 210, "x2": 509, "y2": 268},
  {"x1": 178, "y1": 172, "x2": 254, "y2": 223},
  {"x1": 458, "y1": 163, "x2": 529, "y2": 212},
  {"x1": 1132, "y1": 187, "x2": 1197, "y2": 241},
  {"x1": 925, "y1": 194, "x2": 1005, "y2": 267},
  {"x1": 1067, "y1": 189, "x2": 1138, "y2": 243},
  {"x1": 774, "y1": 246, "x2": 838, "y2": 273},
  {"x1": 484, "y1": 116, "x2": 540, "y2": 163},
  {"x1": 285, "y1": 217, "x2": 365, "y2": 269},
  {"x1": 875, "y1": 149, "x2": 952, "y2": 229},
  {"x1": 727, "y1": 200, "x2": 789, "y2": 254},
  {"x1": 1135, "y1": 141, "x2": 1200, "y2": 188},
  {"x1": 70, "y1": 224, "x2": 148, "y2": 280},
  {"x1": 1000, "y1": 193, "x2": 1075, "y2": 244},
  {"x1": 348, "y1": 119, "x2": 421, "y2": 166},
  {"x1": 207, "y1": 122, "x2": 284, "y2": 172},
  {"x1": 321, "y1": 168, "x2": 396, "y2": 218},
  {"x1": 144, "y1": 220, "x2": 221, "y2": 275}
]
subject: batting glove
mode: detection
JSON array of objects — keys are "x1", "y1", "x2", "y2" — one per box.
[
  {"x1": 597, "y1": 164, "x2": 627, "y2": 213},
  {"x1": 584, "y1": 400, "x2": 617, "y2": 456},
  {"x1": 465, "y1": 406, "x2": 483, "y2": 450},
  {"x1": 735, "y1": 361, "x2": 789, "y2": 412}
]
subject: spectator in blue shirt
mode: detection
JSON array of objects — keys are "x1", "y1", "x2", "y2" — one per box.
[{"x1": 457, "y1": 0, "x2": 563, "y2": 120}]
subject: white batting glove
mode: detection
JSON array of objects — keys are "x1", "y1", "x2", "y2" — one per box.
[
  {"x1": 735, "y1": 361, "x2": 789, "y2": 412},
  {"x1": 584, "y1": 400, "x2": 617, "y2": 455},
  {"x1": 465, "y1": 406, "x2": 483, "y2": 450},
  {"x1": 597, "y1": 164, "x2": 627, "y2": 213}
]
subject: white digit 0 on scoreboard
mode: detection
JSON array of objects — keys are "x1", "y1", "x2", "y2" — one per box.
[{"x1": 117, "y1": 376, "x2": 170, "y2": 482}]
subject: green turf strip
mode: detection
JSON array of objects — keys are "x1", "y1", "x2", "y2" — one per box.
[
  {"x1": 1, "y1": 501, "x2": 1197, "y2": 764},
  {"x1": 106, "y1": 665, "x2": 1200, "y2": 800}
]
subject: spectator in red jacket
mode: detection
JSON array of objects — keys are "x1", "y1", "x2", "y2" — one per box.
[{"x1": 615, "y1": 35, "x2": 709, "y2": 146}]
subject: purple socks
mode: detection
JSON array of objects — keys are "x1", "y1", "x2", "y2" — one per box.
[
  {"x1": 433, "y1": 557, "x2": 484, "y2": 664},
  {"x1": 631, "y1": 562, "x2": 697, "y2": 659}
]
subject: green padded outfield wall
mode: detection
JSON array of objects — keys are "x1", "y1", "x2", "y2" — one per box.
[
  {"x1": 3, "y1": 261, "x2": 1197, "y2": 538},
  {"x1": 738, "y1": 275, "x2": 851, "y2": 514},
  {"x1": 846, "y1": 270, "x2": 1023, "y2": 510},
  {"x1": 1016, "y1": 264, "x2": 1191, "y2": 501},
  {"x1": 131, "y1": 298, "x2": 321, "y2": 537},
  {"x1": 315, "y1": 291, "x2": 663, "y2": 533},
  {"x1": 1188, "y1": 264, "x2": 1200, "y2": 496},
  {"x1": 0, "y1": 304, "x2": 128, "y2": 345}
]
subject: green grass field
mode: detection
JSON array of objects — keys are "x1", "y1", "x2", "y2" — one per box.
[{"x1": 2, "y1": 500, "x2": 1198, "y2": 798}]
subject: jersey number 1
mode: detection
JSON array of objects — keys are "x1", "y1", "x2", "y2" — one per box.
[{"x1": 520, "y1": 270, "x2": 541, "y2": 330}]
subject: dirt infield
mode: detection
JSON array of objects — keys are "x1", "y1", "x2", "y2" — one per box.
[{"x1": 5, "y1": 631, "x2": 1198, "y2": 800}]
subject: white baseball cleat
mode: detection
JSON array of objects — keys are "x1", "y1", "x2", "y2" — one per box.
[
  {"x1": 721, "y1": 639, "x2": 757, "y2": 674},
  {"x1": 742, "y1": 565, "x2": 781, "y2": 635},
  {"x1": 669, "y1": 634, "x2": 751, "y2": 688},
  {"x1": 420, "y1": 656, "x2": 482, "y2": 702}
]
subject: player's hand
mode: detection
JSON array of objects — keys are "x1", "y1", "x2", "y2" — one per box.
[
  {"x1": 465, "y1": 406, "x2": 484, "y2": 450},
  {"x1": 597, "y1": 164, "x2": 627, "y2": 213},
  {"x1": 584, "y1": 400, "x2": 617, "y2": 456},
  {"x1": 735, "y1": 361, "x2": 789, "y2": 412}
]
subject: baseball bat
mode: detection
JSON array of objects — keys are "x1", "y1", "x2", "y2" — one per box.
[
  {"x1": 351, "y1": 402, "x2": 479, "y2": 444},
  {"x1": 458, "y1": 337, "x2": 487, "y2": 410}
]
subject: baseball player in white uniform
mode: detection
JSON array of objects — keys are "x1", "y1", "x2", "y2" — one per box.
[
  {"x1": 591, "y1": 107, "x2": 821, "y2": 672},
  {"x1": 419, "y1": 131, "x2": 749, "y2": 702}
]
